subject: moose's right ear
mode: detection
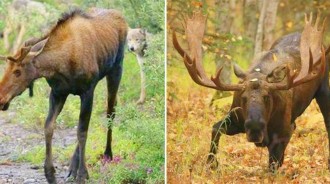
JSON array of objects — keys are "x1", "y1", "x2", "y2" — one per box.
[
  {"x1": 28, "y1": 38, "x2": 48, "y2": 57},
  {"x1": 267, "y1": 65, "x2": 287, "y2": 83},
  {"x1": 233, "y1": 64, "x2": 246, "y2": 79}
]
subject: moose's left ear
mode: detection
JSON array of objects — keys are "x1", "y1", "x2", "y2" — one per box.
[
  {"x1": 233, "y1": 64, "x2": 246, "y2": 79},
  {"x1": 7, "y1": 46, "x2": 31, "y2": 63},
  {"x1": 28, "y1": 38, "x2": 49, "y2": 57},
  {"x1": 267, "y1": 65, "x2": 288, "y2": 83}
]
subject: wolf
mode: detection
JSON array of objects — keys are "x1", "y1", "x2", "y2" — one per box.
[{"x1": 127, "y1": 28, "x2": 148, "y2": 104}]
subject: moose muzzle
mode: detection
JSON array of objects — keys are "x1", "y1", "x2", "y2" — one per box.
[{"x1": 244, "y1": 119, "x2": 266, "y2": 143}]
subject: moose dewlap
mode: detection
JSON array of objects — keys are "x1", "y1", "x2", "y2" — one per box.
[{"x1": 173, "y1": 11, "x2": 329, "y2": 172}]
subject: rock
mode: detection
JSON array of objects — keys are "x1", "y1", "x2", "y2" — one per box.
[{"x1": 23, "y1": 178, "x2": 36, "y2": 184}]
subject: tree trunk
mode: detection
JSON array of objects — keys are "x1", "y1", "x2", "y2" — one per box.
[
  {"x1": 254, "y1": 0, "x2": 267, "y2": 56},
  {"x1": 243, "y1": 0, "x2": 258, "y2": 40},
  {"x1": 263, "y1": 0, "x2": 280, "y2": 50},
  {"x1": 210, "y1": 0, "x2": 236, "y2": 104}
]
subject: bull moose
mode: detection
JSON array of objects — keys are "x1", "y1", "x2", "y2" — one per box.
[
  {"x1": 173, "y1": 11, "x2": 330, "y2": 171},
  {"x1": 0, "y1": 8, "x2": 128, "y2": 183}
]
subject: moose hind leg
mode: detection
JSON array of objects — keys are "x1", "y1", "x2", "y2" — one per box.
[
  {"x1": 67, "y1": 145, "x2": 79, "y2": 179},
  {"x1": 104, "y1": 71, "x2": 121, "y2": 161},
  {"x1": 207, "y1": 110, "x2": 243, "y2": 169},
  {"x1": 44, "y1": 90, "x2": 67, "y2": 183},
  {"x1": 73, "y1": 89, "x2": 95, "y2": 183},
  {"x1": 315, "y1": 78, "x2": 330, "y2": 170},
  {"x1": 103, "y1": 46, "x2": 124, "y2": 161}
]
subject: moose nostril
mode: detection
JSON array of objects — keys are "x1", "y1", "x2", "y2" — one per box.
[{"x1": 245, "y1": 120, "x2": 265, "y2": 130}]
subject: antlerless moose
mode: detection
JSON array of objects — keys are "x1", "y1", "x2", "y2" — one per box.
[{"x1": 0, "y1": 8, "x2": 128, "y2": 183}]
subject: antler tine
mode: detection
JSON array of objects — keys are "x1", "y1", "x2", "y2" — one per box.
[
  {"x1": 172, "y1": 10, "x2": 245, "y2": 91},
  {"x1": 211, "y1": 67, "x2": 245, "y2": 91},
  {"x1": 0, "y1": 56, "x2": 7, "y2": 61},
  {"x1": 172, "y1": 32, "x2": 187, "y2": 59}
]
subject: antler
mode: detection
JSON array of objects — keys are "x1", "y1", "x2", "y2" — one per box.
[
  {"x1": 172, "y1": 11, "x2": 245, "y2": 91},
  {"x1": 268, "y1": 13, "x2": 326, "y2": 90},
  {"x1": 0, "y1": 56, "x2": 7, "y2": 61}
]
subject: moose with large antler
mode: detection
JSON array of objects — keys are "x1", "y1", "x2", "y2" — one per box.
[{"x1": 173, "y1": 11, "x2": 330, "y2": 171}]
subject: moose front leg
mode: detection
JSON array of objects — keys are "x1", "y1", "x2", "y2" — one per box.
[
  {"x1": 207, "y1": 109, "x2": 244, "y2": 169},
  {"x1": 315, "y1": 76, "x2": 330, "y2": 170},
  {"x1": 267, "y1": 134, "x2": 291, "y2": 172},
  {"x1": 44, "y1": 90, "x2": 67, "y2": 183}
]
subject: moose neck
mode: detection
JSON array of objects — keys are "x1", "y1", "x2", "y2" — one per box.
[{"x1": 33, "y1": 52, "x2": 58, "y2": 79}]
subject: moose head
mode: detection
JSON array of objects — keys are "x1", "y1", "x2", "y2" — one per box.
[{"x1": 0, "y1": 38, "x2": 48, "y2": 110}]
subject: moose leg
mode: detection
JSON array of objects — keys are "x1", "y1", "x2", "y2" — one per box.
[
  {"x1": 104, "y1": 66, "x2": 123, "y2": 161},
  {"x1": 69, "y1": 88, "x2": 95, "y2": 183},
  {"x1": 267, "y1": 134, "x2": 291, "y2": 172},
  {"x1": 207, "y1": 110, "x2": 244, "y2": 169},
  {"x1": 315, "y1": 75, "x2": 330, "y2": 169},
  {"x1": 44, "y1": 90, "x2": 67, "y2": 183}
]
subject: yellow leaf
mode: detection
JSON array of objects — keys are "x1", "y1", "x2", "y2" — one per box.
[
  {"x1": 286, "y1": 21, "x2": 293, "y2": 28},
  {"x1": 272, "y1": 53, "x2": 278, "y2": 62}
]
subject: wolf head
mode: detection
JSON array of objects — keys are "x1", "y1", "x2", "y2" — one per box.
[{"x1": 127, "y1": 28, "x2": 147, "y2": 56}]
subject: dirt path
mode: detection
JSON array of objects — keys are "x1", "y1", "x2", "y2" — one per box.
[{"x1": 0, "y1": 111, "x2": 77, "y2": 184}]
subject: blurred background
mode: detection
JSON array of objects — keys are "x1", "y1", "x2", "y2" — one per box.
[
  {"x1": 167, "y1": 0, "x2": 330, "y2": 183},
  {"x1": 0, "y1": 0, "x2": 164, "y2": 183}
]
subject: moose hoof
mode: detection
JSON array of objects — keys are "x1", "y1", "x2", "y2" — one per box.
[
  {"x1": 76, "y1": 170, "x2": 89, "y2": 184},
  {"x1": 44, "y1": 166, "x2": 56, "y2": 184},
  {"x1": 269, "y1": 162, "x2": 280, "y2": 173},
  {"x1": 206, "y1": 156, "x2": 219, "y2": 170}
]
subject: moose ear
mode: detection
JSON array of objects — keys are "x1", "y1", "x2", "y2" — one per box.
[
  {"x1": 28, "y1": 38, "x2": 48, "y2": 57},
  {"x1": 233, "y1": 64, "x2": 246, "y2": 79},
  {"x1": 267, "y1": 65, "x2": 287, "y2": 83}
]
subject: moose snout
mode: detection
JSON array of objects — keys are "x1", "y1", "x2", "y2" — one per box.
[
  {"x1": 245, "y1": 119, "x2": 266, "y2": 143},
  {"x1": 244, "y1": 119, "x2": 266, "y2": 130},
  {"x1": 0, "y1": 95, "x2": 9, "y2": 111}
]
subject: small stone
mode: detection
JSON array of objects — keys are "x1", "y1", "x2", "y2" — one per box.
[
  {"x1": 23, "y1": 178, "x2": 36, "y2": 184},
  {"x1": 250, "y1": 78, "x2": 258, "y2": 82}
]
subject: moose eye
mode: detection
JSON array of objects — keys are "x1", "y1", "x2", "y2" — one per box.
[
  {"x1": 264, "y1": 95, "x2": 270, "y2": 103},
  {"x1": 13, "y1": 70, "x2": 21, "y2": 77},
  {"x1": 242, "y1": 96, "x2": 247, "y2": 105}
]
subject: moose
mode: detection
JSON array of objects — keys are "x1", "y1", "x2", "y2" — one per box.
[
  {"x1": 0, "y1": 8, "x2": 128, "y2": 183},
  {"x1": 173, "y1": 11, "x2": 330, "y2": 171}
]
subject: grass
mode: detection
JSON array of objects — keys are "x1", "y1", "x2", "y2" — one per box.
[
  {"x1": 167, "y1": 52, "x2": 330, "y2": 183},
  {"x1": 5, "y1": 32, "x2": 165, "y2": 183}
]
